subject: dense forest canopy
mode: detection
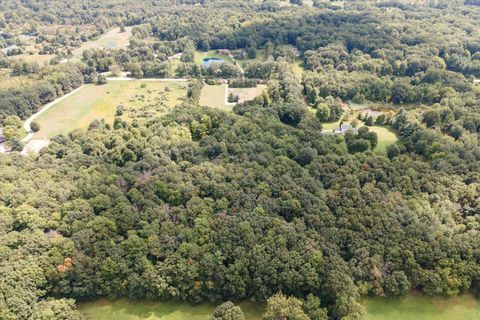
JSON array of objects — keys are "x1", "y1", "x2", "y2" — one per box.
[{"x1": 0, "y1": 0, "x2": 480, "y2": 319}]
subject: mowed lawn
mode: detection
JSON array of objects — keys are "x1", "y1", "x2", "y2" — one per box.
[
  {"x1": 78, "y1": 299, "x2": 264, "y2": 320},
  {"x1": 199, "y1": 84, "x2": 231, "y2": 111},
  {"x1": 364, "y1": 294, "x2": 480, "y2": 320},
  {"x1": 320, "y1": 120, "x2": 399, "y2": 153},
  {"x1": 367, "y1": 125, "x2": 399, "y2": 154},
  {"x1": 34, "y1": 81, "x2": 187, "y2": 139},
  {"x1": 227, "y1": 85, "x2": 267, "y2": 104}
]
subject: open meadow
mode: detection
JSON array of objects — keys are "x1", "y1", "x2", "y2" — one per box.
[
  {"x1": 364, "y1": 294, "x2": 480, "y2": 320},
  {"x1": 78, "y1": 299, "x2": 264, "y2": 320},
  {"x1": 200, "y1": 83, "x2": 266, "y2": 110},
  {"x1": 33, "y1": 80, "x2": 187, "y2": 138},
  {"x1": 0, "y1": 69, "x2": 34, "y2": 90},
  {"x1": 72, "y1": 27, "x2": 133, "y2": 58},
  {"x1": 78, "y1": 293, "x2": 480, "y2": 320},
  {"x1": 199, "y1": 83, "x2": 231, "y2": 110},
  {"x1": 9, "y1": 53, "x2": 56, "y2": 66},
  {"x1": 227, "y1": 85, "x2": 267, "y2": 104}
]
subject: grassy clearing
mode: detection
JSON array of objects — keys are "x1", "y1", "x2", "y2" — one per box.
[
  {"x1": 321, "y1": 120, "x2": 342, "y2": 131},
  {"x1": 364, "y1": 294, "x2": 480, "y2": 320},
  {"x1": 227, "y1": 85, "x2": 267, "y2": 103},
  {"x1": 0, "y1": 69, "x2": 34, "y2": 90},
  {"x1": 366, "y1": 125, "x2": 399, "y2": 154},
  {"x1": 320, "y1": 119, "x2": 399, "y2": 153},
  {"x1": 291, "y1": 57, "x2": 305, "y2": 79},
  {"x1": 199, "y1": 83, "x2": 231, "y2": 111},
  {"x1": 72, "y1": 27, "x2": 133, "y2": 58},
  {"x1": 9, "y1": 53, "x2": 56, "y2": 66},
  {"x1": 34, "y1": 80, "x2": 187, "y2": 138},
  {"x1": 238, "y1": 50, "x2": 267, "y2": 66},
  {"x1": 194, "y1": 50, "x2": 234, "y2": 66},
  {"x1": 78, "y1": 299, "x2": 264, "y2": 320},
  {"x1": 78, "y1": 294, "x2": 480, "y2": 320}
]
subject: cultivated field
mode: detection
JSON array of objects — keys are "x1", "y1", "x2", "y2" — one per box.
[
  {"x1": 33, "y1": 80, "x2": 187, "y2": 138},
  {"x1": 78, "y1": 299, "x2": 264, "y2": 320}
]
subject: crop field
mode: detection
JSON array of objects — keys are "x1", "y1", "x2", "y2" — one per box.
[
  {"x1": 33, "y1": 80, "x2": 187, "y2": 139},
  {"x1": 78, "y1": 299, "x2": 264, "y2": 320}
]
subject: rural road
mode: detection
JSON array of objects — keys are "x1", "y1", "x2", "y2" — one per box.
[
  {"x1": 227, "y1": 51, "x2": 244, "y2": 76},
  {"x1": 107, "y1": 77, "x2": 189, "y2": 82}
]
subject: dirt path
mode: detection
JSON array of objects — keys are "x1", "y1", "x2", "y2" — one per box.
[
  {"x1": 22, "y1": 86, "x2": 85, "y2": 143},
  {"x1": 107, "y1": 76, "x2": 189, "y2": 82},
  {"x1": 227, "y1": 51, "x2": 244, "y2": 76}
]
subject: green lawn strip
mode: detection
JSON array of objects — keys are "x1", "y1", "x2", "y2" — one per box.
[
  {"x1": 363, "y1": 294, "x2": 480, "y2": 320},
  {"x1": 78, "y1": 298, "x2": 264, "y2": 320}
]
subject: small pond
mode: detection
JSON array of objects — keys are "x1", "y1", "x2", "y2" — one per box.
[{"x1": 202, "y1": 57, "x2": 225, "y2": 68}]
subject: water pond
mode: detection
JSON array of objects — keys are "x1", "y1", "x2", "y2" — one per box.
[{"x1": 202, "y1": 57, "x2": 225, "y2": 68}]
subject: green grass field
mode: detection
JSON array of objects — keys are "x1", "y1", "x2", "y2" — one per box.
[
  {"x1": 72, "y1": 27, "x2": 133, "y2": 58},
  {"x1": 34, "y1": 80, "x2": 187, "y2": 138},
  {"x1": 238, "y1": 50, "x2": 267, "y2": 66},
  {"x1": 291, "y1": 57, "x2": 305, "y2": 79},
  {"x1": 367, "y1": 125, "x2": 399, "y2": 154},
  {"x1": 78, "y1": 294, "x2": 480, "y2": 320},
  {"x1": 364, "y1": 294, "x2": 480, "y2": 320},
  {"x1": 199, "y1": 83, "x2": 232, "y2": 111},
  {"x1": 78, "y1": 299, "x2": 264, "y2": 320},
  {"x1": 320, "y1": 119, "x2": 399, "y2": 154}
]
